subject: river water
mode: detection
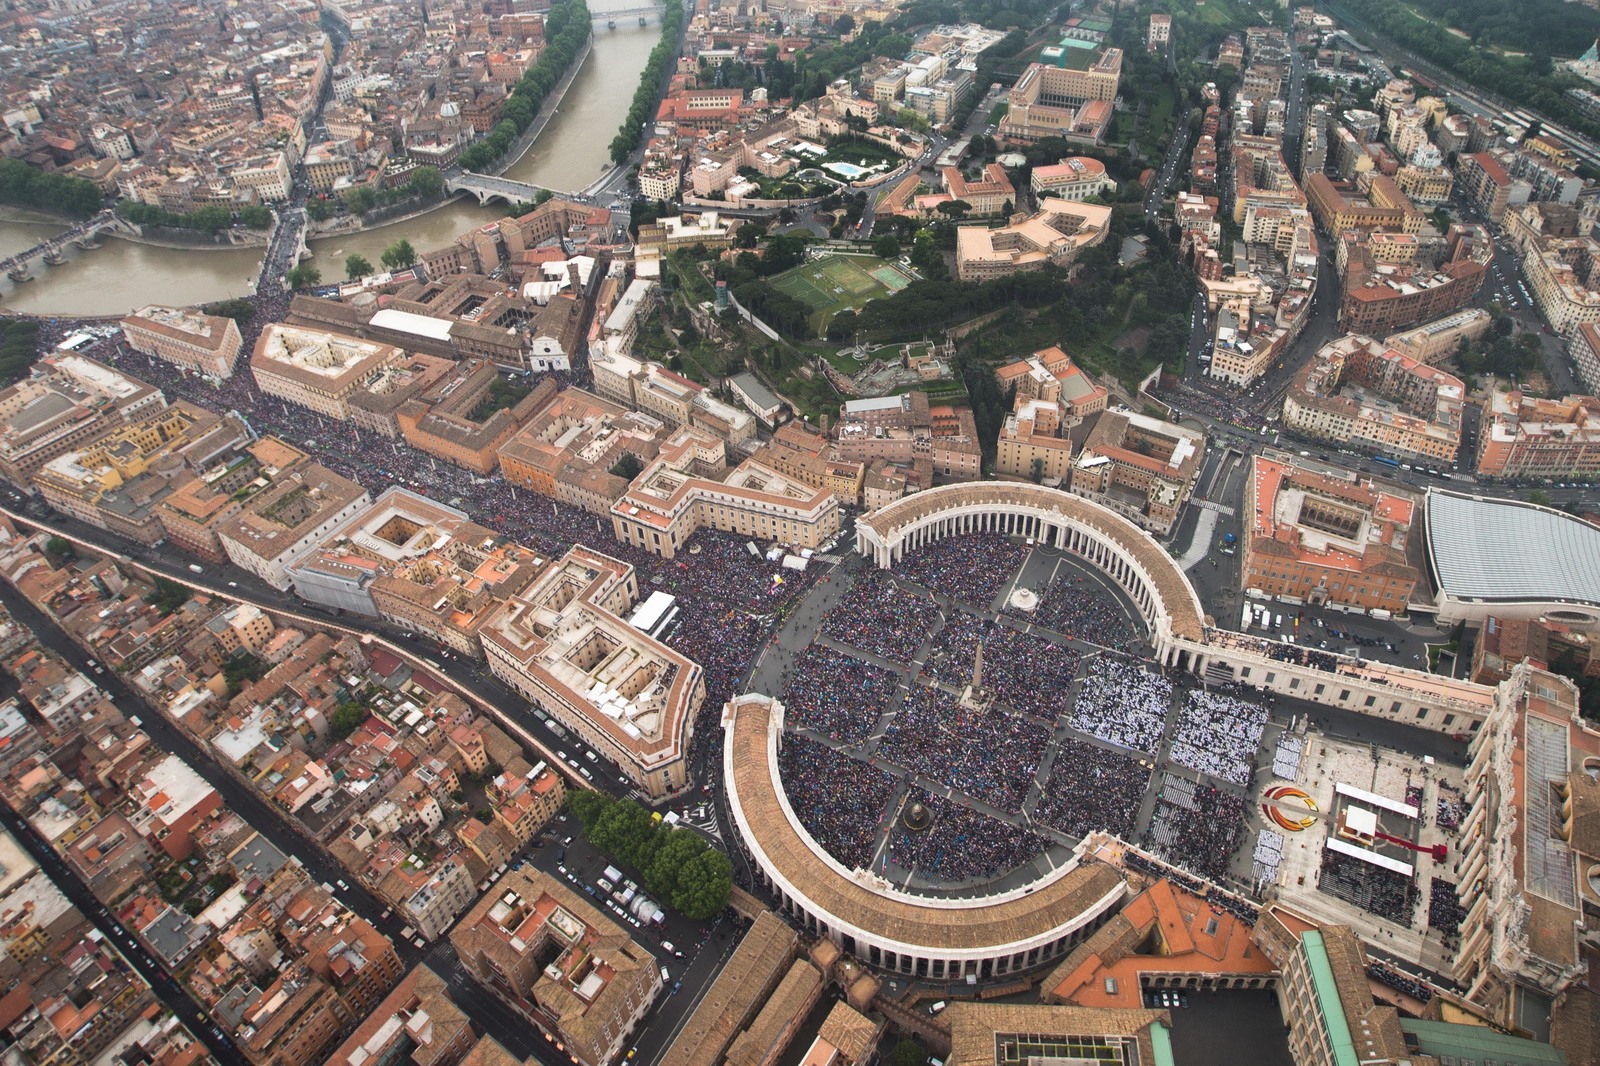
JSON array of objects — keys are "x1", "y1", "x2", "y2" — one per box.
[{"x1": 0, "y1": 4, "x2": 658, "y2": 318}]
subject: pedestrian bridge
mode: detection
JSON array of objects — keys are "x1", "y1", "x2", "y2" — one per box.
[
  {"x1": 0, "y1": 211, "x2": 132, "y2": 278},
  {"x1": 445, "y1": 172, "x2": 564, "y2": 207}
]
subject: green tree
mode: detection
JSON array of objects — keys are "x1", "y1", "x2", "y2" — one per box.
[
  {"x1": 285, "y1": 265, "x2": 321, "y2": 289},
  {"x1": 43, "y1": 536, "x2": 74, "y2": 560},
  {"x1": 567, "y1": 790, "x2": 608, "y2": 830},
  {"x1": 342, "y1": 186, "x2": 377, "y2": 215},
  {"x1": 833, "y1": 13, "x2": 855, "y2": 34},
  {"x1": 669, "y1": 847, "x2": 732, "y2": 919},
  {"x1": 935, "y1": 199, "x2": 971, "y2": 218},
  {"x1": 202, "y1": 298, "x2": 256, "y2": 324},
  {"x1": 237, "y1": 203, "x2": 273, "y2": 229},
  {"x1": 330, "y1": 700, "x2": 366, "y2": 740},
  {"x1": 345, "y1": 253, "x2": 374, "y2": 280},
  {"x1": 1529, "y1": 489, "x2": 1553, "y2": 507},
  {"x1": 873, "y1": 233, "x2": 901, "y2": 258},
  {"x1": 891, "y1": 1038, "x2": 929, "y2": 1066},
  {"x1": 407, "y1": 166, "x2": 444, "y2": 198},
  {"x1": 734, "y1": 222, "x2": 763, "y2": 249},
  {"x1": 304, "y1": 198, "x2": 333, "y2": 222},
  {"x1": 381, "y1": 239, "x2": 418, "y2": 270}
]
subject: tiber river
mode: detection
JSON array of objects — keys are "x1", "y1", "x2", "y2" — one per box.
[{"x1": 0, "y1": 4, "x2": 658, "y2": 317}]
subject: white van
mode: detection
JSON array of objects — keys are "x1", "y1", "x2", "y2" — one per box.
[
  {"x1": 928, "y1": 1001, "x2": 947, "y2": 1015},
  {"x1": 1273, "y1": 614, "x2": 1283, "y2": 629}
]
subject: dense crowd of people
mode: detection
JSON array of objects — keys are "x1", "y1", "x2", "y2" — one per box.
[
  {"x1": 920, "y1": 613, "x2": 1081, "y2": 720},
  {"x1": 1069, "y1": 656, "x2": 1172, "y2": 752},
  {"x1": 1024, "y1": 574, "x2": 1139, "y2": 647},
  {"x1": 776, "y1": 733, "x2": 900, "y2": 871},
  {"x1": 885, "y1": 792, "x2": 1049, "y2": 884},
  {"x1": 782, "y1": 643, "x2": 899, "y2": 746},
  {"x1": 1168, "y1": 690, "x2": 1267, "y2": 788},
  {"x1": 1033, "y1": 738, "x2": 1149, "y2": 839},
  {"x1": 1367, "y1": 960, "x2": 1434, "y2": 1003},
  {"x1": 821, "y1": 570, "x2": 941, "y2": 662},
  {"x1": 897, "y1": 533, "x2": 1028, "y2": 609},
  {"x1": 1319, "y1": 847, "x2": 1416, "y2": 924},
  {"x1": 877, "y1": 683, "x2": 1049, "y2": 814},
  {"x1": 1146, "y1": 776, "x2": 1251, "y2": 881},
  {"x1": 1427, "y1": 879, "x2": 1464, "y2": 935}
]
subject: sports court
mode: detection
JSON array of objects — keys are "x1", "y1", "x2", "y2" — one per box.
[{"x1": 769, "y1": 253, "x2": 916, "y2": 335}]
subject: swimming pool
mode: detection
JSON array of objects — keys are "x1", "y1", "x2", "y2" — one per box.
[{"x1": 824, "y1": 161, "x2": 870, "y2": 180}]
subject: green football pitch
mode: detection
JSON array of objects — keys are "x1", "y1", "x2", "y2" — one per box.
[{"x1": 769, "y1": 254, "x2": 916, "y2": 335}]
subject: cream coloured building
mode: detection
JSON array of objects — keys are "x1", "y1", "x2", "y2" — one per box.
[
  {"x1": 955, "y1": 199, "x2": 1112, "y2": 281},
  {"x1": 122, "y1": 306, "x2": 244, "y2": 380},
  {"x1": 611, "y1": 439, "x2": 839, "y2": 561},
  {"x1": 251, "y1": 324, "x2": 404, "y2": 419},
  {"x1": 479, "y1": 545, "x2": 704, "y2": 799}
]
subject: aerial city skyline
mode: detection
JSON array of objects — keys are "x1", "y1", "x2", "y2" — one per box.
[{"x1": 0, "y1": 0, "x2": 1593, "y2": 1065}]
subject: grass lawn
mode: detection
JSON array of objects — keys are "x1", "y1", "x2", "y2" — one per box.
[
  {"x1": 1148, "y1": 86, "x2": 1175, "y2": 136},
  {"x1": 988, "y1": 101, "x2": 1008, "y2": 125},
  {"x1": 770, "y1": 253, "x2": 916, "y2": 336}
]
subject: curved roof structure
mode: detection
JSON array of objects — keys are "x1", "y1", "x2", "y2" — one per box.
[
  {"x1": 1425, "y1": 490, "x2": 1600, "y2": 607},
  {"x1": 723, "y1": 694, "x2": 1125, "y2": 965}
]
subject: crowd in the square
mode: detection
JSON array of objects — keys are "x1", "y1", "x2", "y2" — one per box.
[
  {"x1": 1427, "y1": 879, "x2": 1464, "y2": 935},
  {"x1": 1318, "y1": 847, "x2": 1416, "y2": 925},
  {"x1": 821, "y1": 570, "x2": 941, "y2": 663},
  {"x1": 782, "y1": 643, "x2": 900, "y2": 746},
  {"x1": 1032, "y1": 738, "x2": 1149, "y2": 839},
  {"x1": 1025, "y1": 574, "x2": 1139, "y2": 647},
  {"x1": 919, "y1": 613, "x2": 1081, "y2": 720},
  {"x1": 776, "y1": 733, "x2": 900, "y2": 871},
  {"x1": 885, "y1": 791, "x2": 1049, "y2": 884},
  {"x1": 877, "y1": 682, "x2": 1049, "y2": 813},
  {"x1": 896, "y1": 533, "x2": 1028, "y2": 609},
  {"x1": 1146, "y1": 776, "x2": 1251, "y2": 881},
  {"x1": 1069, "y1": 655, "x2": 1172, "y2": 752},
  {"x1": 1167, "y1": 689, "x2": 1267, "y2": 788}
]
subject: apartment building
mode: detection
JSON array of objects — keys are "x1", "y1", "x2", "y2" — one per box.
[
  {"x1": 497, "y1": 387, "x2": 671, "y2": 512},
  {"x1": 1242, "y1": 455, "x2": 1420, "y2": 611},
  {"x1": 32, "y1": 402, "x2": 244, "y2": 542},
  {"x1": 396, "y1": 364, "x2": 557, "y2": 475},
  {"x1": 0, "y1": 354, "x2": 166, "y2": 484},
  {"x1": 999, "y1": 49, "x2": 1122, "y2": 142},
  {"x1": 217, "y1": 463, "x2": 371, "y2": 588},
  {"x1": 451, "y1": 869, "x2": 661, "y2": 1066},
  {"x1": 995, "y1": 398, "x2": 1075, "y2": 483},
  {"x1": 325, "y1": 964, "x2": 476, "y2": 1066},
  {"x1": 1282, "y1": 335, "x2": 1464, "y2": 464},
  {"x1": 1455, "y1": 152, "x2": 1514, "y2": 222},
  {"x1": 955, "y1": 198, "x2": 1112, "y2": 280},
  {"x1": 1304, "y1": 173, "x2": 1426, "y2": 237},
  {"x1": 250, "y1": 324, "x2": 404, "y2": 419},
  {"x1": 1382, "y1": 307, "x2": 1492, "y2": 366},
  {"x1": 1523, "y1": 233, "x2": 1600, "y2": 336},
  {"x1": 1030, "y1": 156, "x2": 1117, "y2": 201},
  {"x1": 288, "y1": 487, "x2": 546, "y2": 654},
  {"x1": 1475, "y1": 390, "x2": 1600, "y2": 479},
  {"x1": 941, "y1": 163, "x2": 1015, "y2": 216},
  {"x1": 1060, "y1": 410, "x2": 1204, "y2": 534},
  {"x1": 346, "y1": 354, "x2": 457, "y2": 437},
  {"x1": 480, "y1": 545, "x2": 704, "y2": 799},
  {"x1": 1339, "y1": 228, "x2": 1490, "y2": 337},
  {"x1": 121, "y1": 306, "x2": 244, "y2": 380},
  {"x1": 612, "y1": 450, "x2": 839, "y2": 561},
  {"x1": 156, "y1": 436, "x2": 308, "y2": 560}
]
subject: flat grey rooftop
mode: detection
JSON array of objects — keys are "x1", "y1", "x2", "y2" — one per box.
[{"x1": 1425, "y1": 490, "x2": 1600, "y2": 606}]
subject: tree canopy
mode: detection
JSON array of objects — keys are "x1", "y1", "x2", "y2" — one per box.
[{"x1": 567, "y1": 792, "x2": 733, "y2": 919}]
